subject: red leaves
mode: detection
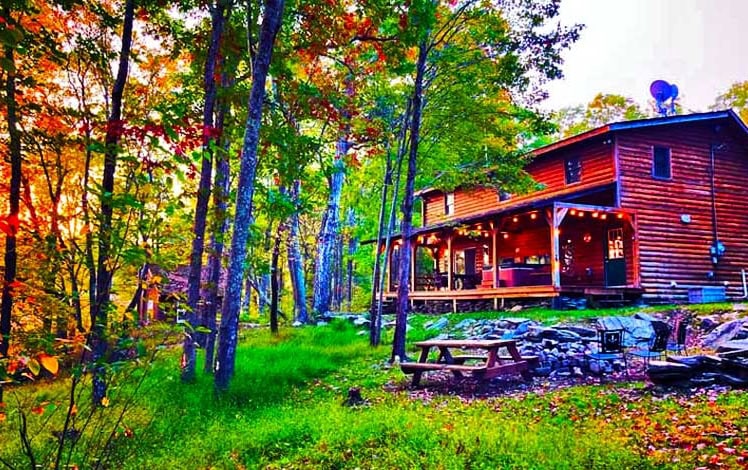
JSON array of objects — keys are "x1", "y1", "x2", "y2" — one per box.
[{"x1": 0, "y1": 213, "x2": 19, "y2": 236}]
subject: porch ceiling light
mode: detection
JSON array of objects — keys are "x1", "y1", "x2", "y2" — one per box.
[
  {"x1": 617, "y1": 213, "x2": 624, "y2": 219},
  {"x1": 502, "y1": 232, "x2": 509, "y2": 239},
  {"x1": 512, "y1": 216, "x2": 518, "y2": 223},
  {"x1": 530, "y1": 212, "x2": 537, "y2": 220},
  {"x1": 592, "y1": 212, "x2": 599, "y2": 218},
  {"x1": 600, "y1": 214, "x2": 608, "y2": 220},
  {"x1": 577, "y1": 211, "x2": 585, "y2": 217},
  {"x1": 570, "y1": 209, "x2": 576, "y2": 216}
]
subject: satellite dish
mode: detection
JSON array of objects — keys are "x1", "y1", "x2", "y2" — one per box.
[
  {"x1": 670, "y1": 83, "x2": 679, "y2": 100},
  {"x1": 650, "y1": 80, "x2": 672, "y2": 102}
]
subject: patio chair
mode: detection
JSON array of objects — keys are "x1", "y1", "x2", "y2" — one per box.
[
  {"x1": 667, "y1": 314, "x2": 689, "y2": 355},
  {"x1": 585, "y1": 329, "x2": 627, "y2": 375},
  {"x1": 627, "y1": 321, "x2": 670, "y2": 366}
]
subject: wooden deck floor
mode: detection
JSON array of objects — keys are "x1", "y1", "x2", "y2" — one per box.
[{"x1": 383, "y1": 284, "x2": 642, "y2": 301}]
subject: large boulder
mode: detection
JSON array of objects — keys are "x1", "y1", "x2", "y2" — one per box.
[
  {"x1": 703, "y1": 319, "x2": 746, "y2": 348},
  {"x1": 597, "y1": 316, "x2": 654, "y2": 347}
]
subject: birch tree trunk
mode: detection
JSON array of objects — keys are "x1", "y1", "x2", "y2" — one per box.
[
  {"x1": 91, "y1": 0, "x2": 135, "y2": 405},
  {"x1": 183, "y1": 0, "x2": 227, "y2": 383},
  {"x1": 312, "y1": 157, "x2": 345, "y2": 316},
  {"x1": 287, "y1": 180, "x2": 308, "y2": 323},
  {"x1": 215, "y1": 0, "x2": 285, "y2": 391},
  {"x1": 392, "y1": 40, "x2": 427, "y2": 362}
]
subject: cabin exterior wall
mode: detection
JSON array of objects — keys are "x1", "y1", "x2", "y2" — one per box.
[
  {"x1": 616, "y1": 121, "x2": 748, "y2": 301},
  {"x1": 422, "y1": 140, "x2": 616, "y2": 226}
]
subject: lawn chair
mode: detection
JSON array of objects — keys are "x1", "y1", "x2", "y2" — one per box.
[
  {"x1": 628, "y1": 321, "x2": 670, "y2": 366},
  {"x1": 585, "y1": 329, "x2": 627, "y2": 375},
  {"x1": 667, "y1": 314, "x2": 689, "y2": 355}
]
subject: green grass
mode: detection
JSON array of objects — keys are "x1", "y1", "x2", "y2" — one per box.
[{"x1": 2, "y1": 304, "x2": 747, "y2": 468}]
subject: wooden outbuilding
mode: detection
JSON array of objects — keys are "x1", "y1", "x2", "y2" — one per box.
[{"x1": 377, "y1": 110, "x2": 748, "y2": 310}]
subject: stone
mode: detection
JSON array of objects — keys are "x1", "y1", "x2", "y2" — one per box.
[
  {"x1": 503, "y1": 317, "x2": 531, "y2": 327},
  {"x1": 292, "y1": 321, "x2": 304, "y2": 327},
  {"x1": 703, "y1": 319, "x2": 746, "y2": 348},
  {"x1": 454, "y1": 318, "x2": 476, "y2": 330},
  {"x1": 699, "y1": 316, "x2": 720, "y2": 332},
  {"x1": 353, "y1": 316, "x2": 370, "y2": 326},
  {"x1": 597, "y1": 316, "x2": 654, "y2": 347},
  {"x1": 514, "y1": 321, "x2": 533, "y2": 335},
  {"x1": 510, "y1": 305, "x2": 523, "y2": 312},
  {"x1": 556, "y1": 325, "x2": 598, "y2": 338},
  {"x1": 426, "y1": 317, "x2": 449, "y2": 331},
  {"x1": 533, "y1": 366, "x2": 552, "y2": 377}
]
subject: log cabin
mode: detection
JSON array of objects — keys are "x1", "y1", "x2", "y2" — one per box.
[{"x1": 378, "y1": 110, "x2": 748, "y2": 311}]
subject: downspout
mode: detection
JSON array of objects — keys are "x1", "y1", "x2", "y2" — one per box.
[
  {"x1": 708, "y1": 143, "x2": 726, "y2": 266},
  {"x1": 740, "y1": 269, "x2": 748, "y2": 299}
]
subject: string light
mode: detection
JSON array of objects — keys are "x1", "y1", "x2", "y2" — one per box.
[
  {"x1": 512, "y1": 216, "x2": 518, "y2": 223},
  {"x1": 617, "y1": 213, "x2": 624, "y2": 219},
  {"x1": 570, "y1": 209, "x2": 576, "y2": 216},
  {"x1": 592, "y1": 212, "x2": 599, "y2": 218},
  {"x1": 600, "y1": 214, "x2": 608, "y2": 220},
  {"x1": 530, "y1": 212, "x2": 537, "y2": 220},
  {"x1": 577, "y1": 211, "x2": 585, "y2": 217}
]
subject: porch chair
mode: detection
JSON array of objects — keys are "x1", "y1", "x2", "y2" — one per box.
[
  {"x1": 627, "y1": 321, "x2": 671, "y2": 366},
  {"x1": 585, "y1": 329, "x2": 627, "y2": 376}
]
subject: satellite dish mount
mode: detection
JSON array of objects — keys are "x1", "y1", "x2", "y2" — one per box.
[{"x1": 650, "y1": 80, "x2": 679, "y2": 117}]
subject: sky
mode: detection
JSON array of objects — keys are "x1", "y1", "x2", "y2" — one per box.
[{"x1": 541, "y1": 0, "x2": 748, "y2": 113}]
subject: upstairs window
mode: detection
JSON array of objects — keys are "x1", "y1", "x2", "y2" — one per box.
[
  {"x1": 565, "y1": 156, "x2": 581, "y2": 184},
  {"x1": 652, "y1": 146, "x2": 671, "y2": 179},
  {"x1": 445, "y1": 192, "x2": 455, "y2": 216}
]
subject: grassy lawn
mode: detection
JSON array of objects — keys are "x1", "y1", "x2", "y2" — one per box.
[{"x1": 1, "y1": 305, "x2": 747, "y2": 468}]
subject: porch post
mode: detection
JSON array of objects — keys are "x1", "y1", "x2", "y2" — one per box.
[
  {"x1": 550, "y1": 208, "x2": 561, "y2": 289},
  {"x1": 410, "y1": 239, "x2": 417, "y2": 293},
  {"x1": 446, "y1": 231, "x2": 453, "y2": 291},
  {"x1": 491, "y1": 226, "x2": 498, "y2": 288},
  {"x1": 632, "y1": 213, "x2": 641, "y2": 287},
  {"x1": 386, "y1": 243, "x2": 393, "y2": 293}
]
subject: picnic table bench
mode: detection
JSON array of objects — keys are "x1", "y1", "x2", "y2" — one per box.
[{"x1": 400, "y1": 339, "x2": 537, "y2": 386}]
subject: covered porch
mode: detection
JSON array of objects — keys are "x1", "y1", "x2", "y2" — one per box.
[{"x1": 381, "y1": 202, "x2": 642, "y2": 309}]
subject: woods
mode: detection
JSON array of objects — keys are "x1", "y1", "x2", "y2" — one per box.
[{"x1": 2, "y1": 0, "x2": 746, "y2": 402}]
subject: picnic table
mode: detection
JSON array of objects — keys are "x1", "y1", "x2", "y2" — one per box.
[{"x1": 400, "y1": 339, "x2": 537, "y2": 386}]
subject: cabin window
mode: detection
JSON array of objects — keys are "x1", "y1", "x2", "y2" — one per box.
[
  {"x1": 445, "y1": 192, "x2": 455, "y2": 216},
  {"x1": 565, "y1": 156, "x2": 581, "y2": 184},
  {"x1": 652, "y1": 146, "x2": 671, "y2": 179}
]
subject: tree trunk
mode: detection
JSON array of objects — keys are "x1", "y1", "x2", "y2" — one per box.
[
  {"x1": 371, "y1": 102, "x2": 410, "y2": 347},
  {"x1": 1, "y1": 16, "x2": 21, "y2": 358},
  {"x1": 393, "y1": 40, "x2": 427, "y2": 362},
  {"x1": 204, "y1": 58, "x2": 234, "y2": 374},
  {"x1": 270, "y1": 222, "x2": 286, "y2": 334},
  {"x1": 91, "y1": 0, "x2": 135, "y2": 406},
  {"x1": 312, "y1": 157, "x2": 345, "y2": 316},
  {"x1": 287, "y1": 180, "x2": 308, "y2": 323},
  {"x1": 345, "y1": 208, "x2": 355, "y2": 311},
  {"x1": 215, "y1": 0, "x2": 284, "y2": 391},
  {"x1": 183, "y1": 0, "x2": 227, "y2": 383}
]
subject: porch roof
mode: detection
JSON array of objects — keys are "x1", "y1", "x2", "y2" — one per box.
[{"x1": 363, "y1": 182, "x2": 620, "y2": 244}]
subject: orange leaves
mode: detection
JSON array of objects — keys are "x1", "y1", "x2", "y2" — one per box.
[{"x1": 38, "y1": 354, "x2": 59, "y2": 375}]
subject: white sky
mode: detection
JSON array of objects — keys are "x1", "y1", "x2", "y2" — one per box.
[{"x1": 541, "y1": 0, "x2": 748, "y2": 112}]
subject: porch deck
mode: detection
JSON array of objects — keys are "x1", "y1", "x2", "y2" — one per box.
[{"x1": 383, "y1": 285, "x2": 642, "y2": 301}]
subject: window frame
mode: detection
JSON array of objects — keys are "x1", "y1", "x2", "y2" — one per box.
[
  {"x1": 564, "y1": 156, "x2": 582, "y2": 185},
  {"x1": 652, "y1": 146, "x2": 672, "y2": 180},
  {"x1": 444, "y1": 192, "x2": 455, "y2": 216}
]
